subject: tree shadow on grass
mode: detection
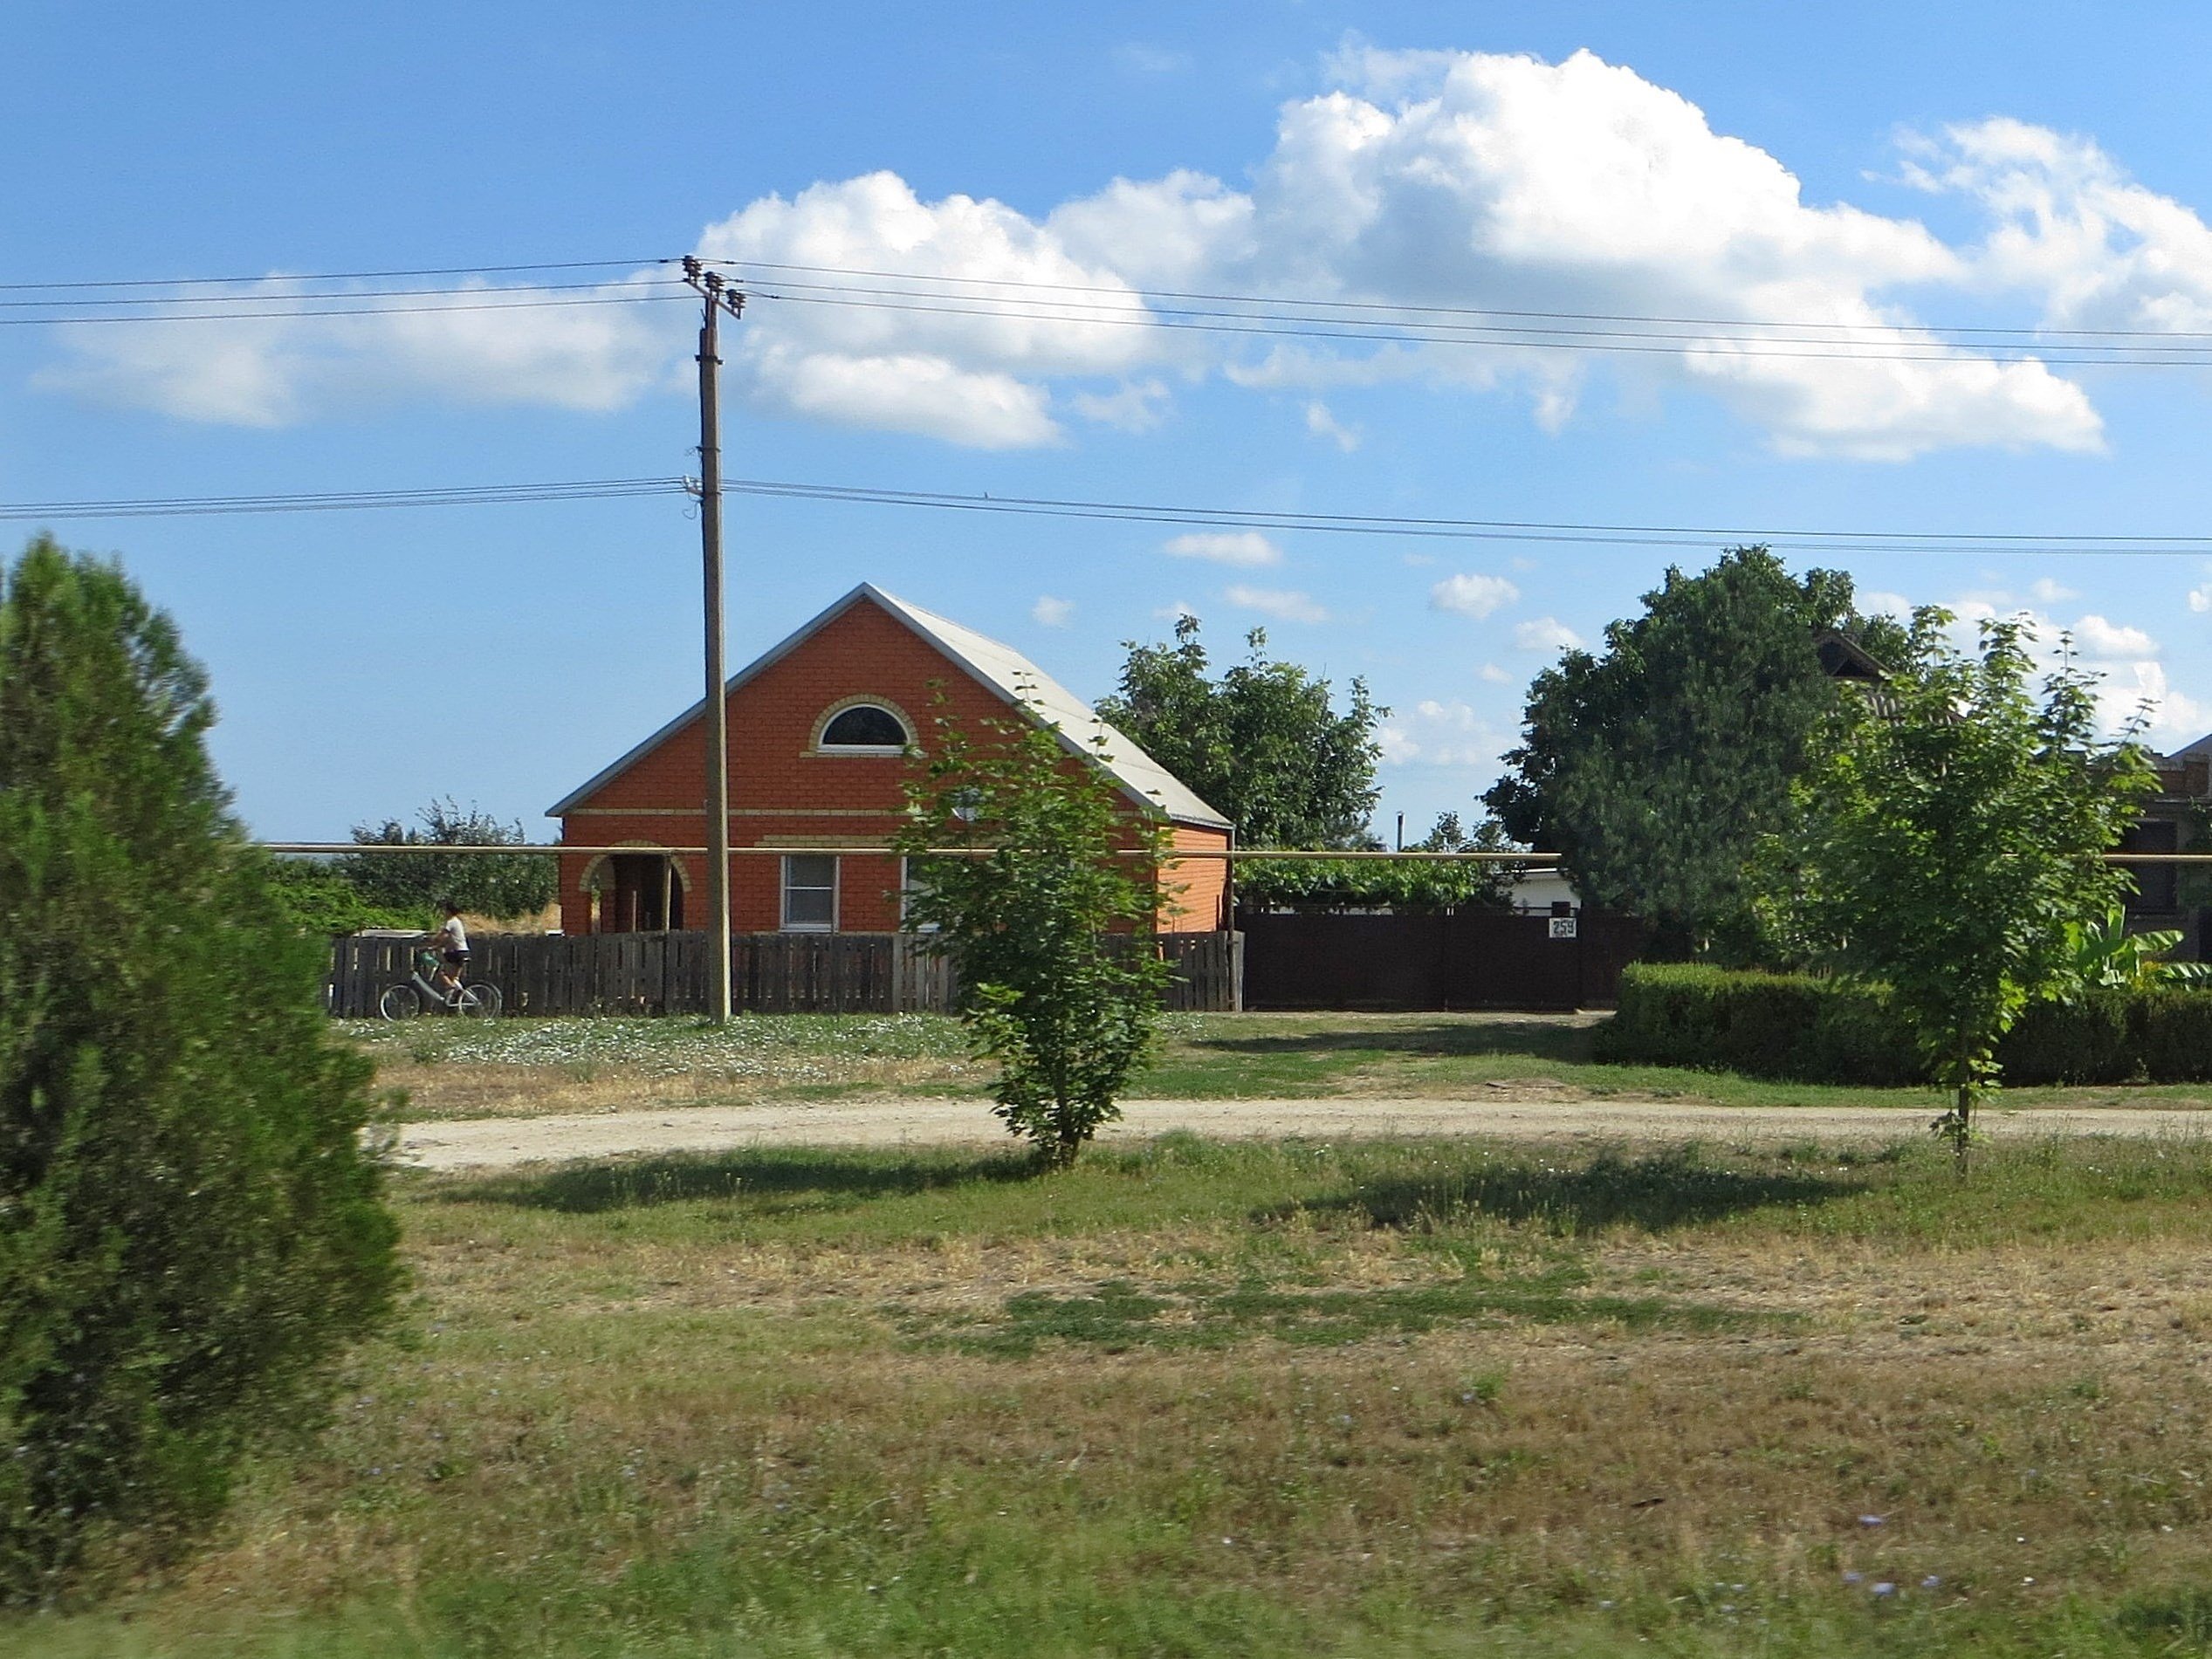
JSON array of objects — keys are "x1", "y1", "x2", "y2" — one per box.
[
  {"x1": 433, "y1": 1148, "x2": 1040, "y2": 1215},
  {"x1": 1187, "y1": 1019, "x2": 1595, "y2": 1064},
  {"x1": 1279, "y1": 1148, "x2": 1855, "y2": 1236}
]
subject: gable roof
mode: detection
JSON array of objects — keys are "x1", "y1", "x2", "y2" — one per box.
[{"x1": 548, "y1": 582, "x2": 1232, "y2": 830}]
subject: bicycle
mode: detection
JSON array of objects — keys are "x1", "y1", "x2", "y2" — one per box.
[{"x1": 379, "y1": 948, "x2": 503, "y2": 1020}]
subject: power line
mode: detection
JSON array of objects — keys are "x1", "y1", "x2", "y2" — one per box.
[
  {"x1": 1, "y1": 292, "x2": 691, "y2": 328},
  {"x1": 0, "y1": 478, "x2": 689, "y2": 521},
  {"x1": 0, "y1": 258, "x2": 662, "y2": 293},
  {"x1": 0, "y1": 277, "x2": 679, "y2": 312},
  {"x1": 706, "y1": 256, "x2": 2212, "y2": 349},
  {"x1": 744, "y1": 287, "x2": 2212, "y2": 369},
  {"x1": 17, "y1": 254, "x2": 2212, "y2": 367},
  {"x1": 10, "y1": 471, "x2": 2212, "y2": 559}
]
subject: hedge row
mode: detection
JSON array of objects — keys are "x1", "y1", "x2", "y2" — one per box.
[{"x1": 1597, "y1": 963, "x2": 2212, "y2": 1087}]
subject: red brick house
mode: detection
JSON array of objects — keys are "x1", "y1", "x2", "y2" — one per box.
[{"x1": 548, "y1": 584, "x2": 1233, "y2": 936}]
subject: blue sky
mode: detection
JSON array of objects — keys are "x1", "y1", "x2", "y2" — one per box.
[{"x1": 12, "y1": 1, "x2": 2212, "y2": 840}]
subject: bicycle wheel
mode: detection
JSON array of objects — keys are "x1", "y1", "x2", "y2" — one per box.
[
  {"x1": 378, "y1": 984, "x2": 422, "y2": 1021},
  {"x1": 455, "y1": 984, "x2": 500, "y2": 1018}
]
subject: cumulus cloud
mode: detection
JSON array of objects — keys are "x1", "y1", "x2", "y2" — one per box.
[
  {"x1": 1939, "y1": 596, "x2": 2206, "y2": 744},
  {"x1": 1164, "y1": 531, "x2": 1282, "y2": 566},
  {"x1": 58, "y1": 47, "x2": 2212, "y2": 454},
  {"x1": 1430, "y1": 572, "x2": 1521, "y2": 619},
  {"x1": 1304, "y1": 400, "x2": 1361, "y2": 450},
  {"x1": 2030, "y1": 578, "x2": 2079, "y2": 604},
  {"x1": 2071, "y1": 614, "x2": 2159, "y2": 658},
  {"x1": 1479, "y1": 662, "x2": 1515, "y2": 683},
  {"x1": 1377, "y1": 698, "x2": 1506, "y2": 767},
  {"x1": 37, "y1": 273, "x2": 677, "y2": 426},
  {"x1": 2192, "y1": 584, "x2": 2212, "y2": 614},
  {"x1": 1514, "y1": 616, "x2": 1585, "y2": 653},
  {"x1": 1226, "y1": 584, "x2": 1329, "y2": 623},
  {"x1": 1032, "y1": 595, "x2": 1075, "y2": 627}
]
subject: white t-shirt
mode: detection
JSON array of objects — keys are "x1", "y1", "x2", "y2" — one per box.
[{"x1": 440, "y1": 915, "x2": 469, "y2": 953}]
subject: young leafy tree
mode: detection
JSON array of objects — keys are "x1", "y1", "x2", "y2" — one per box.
[
  {"x1": 1095, "y1": 614, "x2": 1384, "y2": 847},
  {"x1": 0, "y1": 538, "x2": 401, "y2": 1599},
  {"x1": 896, "y1": 687, "x2": 1174, "y2": 1167},
  {"x1": 1485, "y1": 546, "x2": 1904, "y2": 956},
  {"x1": 1759, "y1": 610, "x2": 2154, "y2": 1162},
  {"x1": 339, "y1": 796, "x2": 554, "y2": 920}
]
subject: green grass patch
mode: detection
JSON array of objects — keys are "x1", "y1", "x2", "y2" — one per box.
[{"x1": 23, "y1": 1135, "x2": 2212, "y2": 1658}]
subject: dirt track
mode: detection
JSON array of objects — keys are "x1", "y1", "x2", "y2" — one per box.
[{"x1": 394, "y1": 1094, "x2": 2212, "y2": 1171}]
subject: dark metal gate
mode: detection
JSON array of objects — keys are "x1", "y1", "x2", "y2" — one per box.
[{"x1": 1237, "y1": 908, "x2": 1645, "y2": 1012}]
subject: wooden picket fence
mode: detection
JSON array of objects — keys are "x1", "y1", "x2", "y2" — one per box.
[{"x1": 326, "y1": 929, "x2": 1240, "y2": 1018}]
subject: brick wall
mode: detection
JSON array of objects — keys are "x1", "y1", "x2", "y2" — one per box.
[{"x1": 556, "y1": 596, "x2": 1225, "y2": 934}]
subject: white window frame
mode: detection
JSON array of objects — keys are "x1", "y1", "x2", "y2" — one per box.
[
  {"x1": 780, "y1": 853, "x2": 839, "y2": 932},
  {"x1": 898, "y1": 856, "x2": 939, "y2": 932},
  {"x1": 812, "y1": 699, "x2": 911, "y2": 757}
]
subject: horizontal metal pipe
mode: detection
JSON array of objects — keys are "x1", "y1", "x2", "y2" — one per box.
[
  {"x1": 258, "y1": 842, "x2": 1563, "y2": 862},
  {"x1": 256, "y1": 842, "x2": 2212, "y2": 865}
]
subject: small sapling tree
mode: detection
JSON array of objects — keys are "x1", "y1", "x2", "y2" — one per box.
[
  {"x1": 0, "y1": 538, "x2": 401, "y2": 1600},
  {"x1": 896, "y1": 687, "x2": 1174, "y2": 1168},
  {"x1": 1761, "y1": 611, "x2": 2153, "y2": 1164}
]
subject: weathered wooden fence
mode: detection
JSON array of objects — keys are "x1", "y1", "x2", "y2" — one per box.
[{"x1": 327, "y1": 929, "x2": 1241, "y2": 1018}]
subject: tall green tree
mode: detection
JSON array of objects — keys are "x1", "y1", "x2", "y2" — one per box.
[
  {"x1": 1484, "y1": 546, "x2": 1902, "y2": 954},
  {"x1": 896, "y1": 689, "x2": 1173, "y2": 1168},
  {"x1": 340, "y1": 797, "x2": 554, "y2": 921},
  {"x1": 0, "y1": 538, "x2": 400, "y2": 1599},
  {"x1": 1096, "y1": 615, "x2": 1384, "y2": 847},
  {"x1": 1758, "y1": 610, "x2": 2153, "y2": 1162}
]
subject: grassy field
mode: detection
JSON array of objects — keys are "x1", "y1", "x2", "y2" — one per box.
[
  {"x1": 22, "y1": 1131, "x2": 2212, "y2": 1656},
  {"x1": 348, "y1": 1011, "x2": 2212, "y2": 1121}
]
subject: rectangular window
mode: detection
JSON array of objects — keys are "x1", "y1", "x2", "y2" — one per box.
[
  {"x1": 781, "y1": 853, "x2": 838, "y2": 931},
  {"x1": 2122, "y1": 819, "x2": 2181, "y2": 913},
  {"x1": 899, "y1": 857, "x2": 938, "y2": 931}
]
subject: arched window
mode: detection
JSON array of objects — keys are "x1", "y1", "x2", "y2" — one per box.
[{"x1": 817, "y1": 703, "x2": 910, "y2": 751}]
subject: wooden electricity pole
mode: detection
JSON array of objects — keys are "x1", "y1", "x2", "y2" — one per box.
[{"x1": 682, "y1": 256, "x2": 745, "y2": 1024}]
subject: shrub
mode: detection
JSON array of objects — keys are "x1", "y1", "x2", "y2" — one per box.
[
  {"x1": 1601, "y1": 964, "x2": 2212, "y2": 1087},
  {"x1": 0, "y1": 539, "x2": 402, "y2": 1601},
  {"x1": 896, "y1": 687, "x2": 1174, "y2": 1167}
]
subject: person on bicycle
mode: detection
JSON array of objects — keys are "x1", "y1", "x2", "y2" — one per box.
[{"x1": 426, "y1": 901, "x2": 470, "y2": 1004}]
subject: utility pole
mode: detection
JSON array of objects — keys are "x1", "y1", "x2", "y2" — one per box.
[{"x1": 682, "y1": 256, "x2": 745, "y2": 1024}]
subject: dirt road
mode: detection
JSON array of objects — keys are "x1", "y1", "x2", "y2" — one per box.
[{"x1": 394, "y1": 1093, "x2": 2212, "y2": 1171}]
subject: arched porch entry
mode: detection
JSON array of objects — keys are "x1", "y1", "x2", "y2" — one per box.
[{"x1": 580, "y1": 847, "x2": 690, "y2": 934}]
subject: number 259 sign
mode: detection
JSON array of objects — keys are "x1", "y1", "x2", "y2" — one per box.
[{"x1": 1549, "y1": 915, "x2": 1578, "y2": 940}]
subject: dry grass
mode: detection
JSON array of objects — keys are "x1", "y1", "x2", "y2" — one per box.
[{"x1": 22, "y1": 1134, "x2": 2212, "y2": 1657}]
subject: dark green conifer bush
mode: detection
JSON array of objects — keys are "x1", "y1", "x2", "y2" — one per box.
[{"x1": 0, "y1": 538, "x2": 401, "y2": 1602}]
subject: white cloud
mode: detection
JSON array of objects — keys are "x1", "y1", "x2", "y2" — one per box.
[
  {"x1": 1514, "y1": 616, "x2": 1585, "y2": 653},
  {"x1": 1858, "y1": 590, "x2": 1914, "y2": 618},
  {"x1": 1377, "y1": 697, "x2": 1506, "y2": 767},
  {"x1": 2189, "y1": 584, "x2": 2212, "y2": 614},
  {"x1": 1430, "y1": 572, "x2": 1521, "y2": 619},
  {"x1": 2071, "y1": 614, "x2": 2159, "y2": 658},
  {"x1": 1072, "y1": 378, "x2": 1172, "y2": 432},
  {"x1": 1479, "y1": 662, "x2": 1514, "y2": 683},
  {"x1": 1304, "y1": 400, "x2": 1361, "y2": 450},
  {"x1": 37, "y1": 273, "x2": 677, "y2": 426},
  {"x1": 1164, "y1": 531, "x2": 1282, "y2": 566},
  {"x1": 1153, "y1": 599, "x2": 1199, "y2": 622},
  {"x1": 2030, "y1": 578, "x2": 2078, "y2": 604},
  {"x1": 64, "y1": 49, "x2": 2212, "y2": 456},
  {"x1": 1907, "y1": 118, "x2": 2212, "y2": 343},
  {"x1": 1937, "y1": 596, "x2": 2205, "y2": 744},
  {"x1": 1032, "y1": 595, "x2": 1074, "y2": 627},
  {"x1": 1226, "y1": 584, "x2": 1329, "y2": 623}
]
